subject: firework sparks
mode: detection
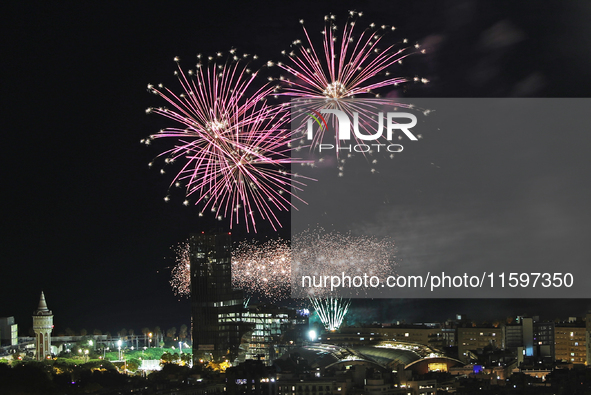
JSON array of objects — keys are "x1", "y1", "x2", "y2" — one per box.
[
  {"x1": 292, "y1": 227, "x2": 396, "y2": 330},
  {"x1": 170, "y1": 242, "x2": 191, "y2": 298},
  {"x1": 291, "y1": 227, "x2": 396, "y2": 297},
  {"x1": 277, "y1": 12, "x2": 427, "y2": 156},
  {"x1": 172, "y1": 238, "x2": 292, "y2": 302},
  {"x1": 231, "y1": 238, "x2": 291, "y2": 302},
  {"x1": 170, "y1": 230, "x2": 393, "y2": 331},
  {"x1": 145, "y1": 55, "x2": 310, "y2": 232},
  {"x1": 277, "y1": 12, "x2": 417, "y2": 100},
  {"x1": 231, "y1": 229, "x2": 396, "y2": 330},
  {"x1": 310, "y1": 297, "x2": 351, "y2": 331}
]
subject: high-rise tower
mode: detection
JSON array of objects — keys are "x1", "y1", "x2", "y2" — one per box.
[
  {"x1": 32, "y1": 291, "x2": 53, "y2": 361},
  {"x1": 189, "y1": 232, "x2": 248, "y2": 363}
]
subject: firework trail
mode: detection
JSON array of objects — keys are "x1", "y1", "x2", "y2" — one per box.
[
  {"x1": 276, "y1": 12, "x2": 428, "y2": 152},
  {"x1": 292, "y1": 227, "x2": 396, "y2": 330},
  {"x1": 144, "y1": 54, "x2": 310, "y2": 232},
  {"x1": 310, "y1": 297, "x2": 351, "y2": 331},
  {"x1": 231, "y1": 238, "x2": 291, "y2": 303},
  {"x1": 170, "y1": 242, "x2": 191, "y2": 298}
]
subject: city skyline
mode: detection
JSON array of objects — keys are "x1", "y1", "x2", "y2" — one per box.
[{"x1": 3, "y1": 0, "x2": 591, "y2": 335}]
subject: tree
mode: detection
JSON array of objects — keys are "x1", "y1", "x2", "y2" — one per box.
[
  {"x1": 179, "y1": 324, "x2": 188, "y2": 340},
  {"x1": 180, "y1": 353, "x2": 192, "y2": 365},
  {"x1": 166, "y1": 327, "x2": 177, "y2": 340},
  {"x1": 154, "y1": 326, "x2": 162, "y2": 345},
  {"x1": 207, "y1": 360, "x2": 231, "y2": 372},
  {"x1": 126, "y1": 358, "x2": 141, "y2": 372},
  {"x1": 160, "y1": 352, "x2": 172, "y2": 365},
  {"x1": 119, "y1": 328, "x2": 127, "y2": 338},
  {"x1": 65, "y1": 328, "x2": 75, "y2": 336},
  {"x1": 127, "y1": 328, "x2": 135, "y2": 347},
  {"x1": 142, "y1": 327, "x2": 150, "y2": 347},
  {"x1": 80, "y1": 328, "x2": 88, "y2": 336},
  {"x1": 93, "y1": 329, "x2": 102, "y2": 336}
]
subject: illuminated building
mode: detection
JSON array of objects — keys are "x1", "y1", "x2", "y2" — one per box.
[
  {"x1": 189, "y1": 232, "x2": 247, "y2": 363},
  {"x1": 586, "y1": 312, "x2": 591, "y2": 366},
  {"x1": 277, "y1": 381, "x2": 335, "y2": 395},
  {"x1": 239, "y1": 305, "x2": 292, "y2": 364},
  {"x1": 532, "y1": 320, "x2": 555, "y2": 360},
  {"x1": 555, "y1": 323, "x2": 586, "y2": 364},
  {"x1": 407, "y1": 379, "x2": 437, "y2": 395},
  {"x1": 226, "y1": 360, "x2": 277, "y2": 395},
  {"x1": 32, "y1": 291, "x2": 53, "y2": 361},
  {"x1": 457, "y1": 327, "x2": 504, "y2": 363},
  {"x1": 333, "y1": 325, "x2": 445, "y2": 349},
  {"x1": 0, "y1": 316, "x2": 18, "y2": 347},
  {"x1": 505, "y1": 317, "x2": 555, "y2": 362}
]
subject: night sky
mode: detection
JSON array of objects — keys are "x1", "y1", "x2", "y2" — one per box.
[{"x1": 3, "y1": 1, "x2": 591, "y2": 336}]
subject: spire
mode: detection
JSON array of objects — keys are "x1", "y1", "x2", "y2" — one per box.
[
  {"x1": 38, "y1": 291, "x2": 48, "y2": 311},
  {"x1": 34, "y1": 291, "x2": 52, "y2": 315}
]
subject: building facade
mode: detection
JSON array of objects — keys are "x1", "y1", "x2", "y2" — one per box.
[
  {"x1": 190, "y1": 232, "x2": 247, "y2": 363},
  {"x1": 555, "y1": 324, "x2": 586, "y2": 364},
  {"x1": 587, "y1": 312, "x2": 591, "y2": 366},
  {"x1": 504, "y1": 317, "x2": 555, "y2": 362},
  {"x1": 240, "y1": 306, "x2": 293, "y2": 364},
  {"x1": 533, "y1": 320, "x2": 555, "y2": 360},
  {"x1": 0, "y1": 316, "x2": 18, "y2": 346},
  {"x1": 32, "y1": 291, "x2": 53, "y2": 361},
  {"x1": 457, "y1": 327, "x2": 504, "y2": 363},
  {"x1": 333, "y1": 325, "x2": 444, "y2": 349}
]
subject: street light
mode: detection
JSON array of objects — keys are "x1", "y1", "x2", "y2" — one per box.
[{"x1": 117, "y1": 339, "x2": 122, "y2": 361}]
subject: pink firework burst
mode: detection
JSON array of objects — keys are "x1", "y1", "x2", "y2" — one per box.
[
  {"x1": 276, "y1": 12, "x2": 427, "y2": 151},
  {"x1": 277, "y1": 12, "x2": 418, "y2": 99},
  {"x1": 145, "y1": 54, "x2": 309, "y2": 232}
]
